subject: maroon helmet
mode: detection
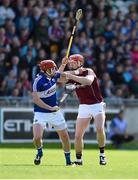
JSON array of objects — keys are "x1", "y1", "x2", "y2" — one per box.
[{"x1": 68, "y1": 54, "x2": 84, "y2": 69}]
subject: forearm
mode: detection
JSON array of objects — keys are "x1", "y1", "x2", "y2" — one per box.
[
  {"x1": 58, "y1": 64, "x2": 66, "y2": 73},
  {"x1": 58, "y1": 57, "x2": 68, "y2": 73},
  {"x1": 68, "y1": 74, "x2": 92, "y2": 86},
  {"x1": 33, "y1": 97, "x2": 52, "y2": 110},
  {"x1": 66, "y1": 70, "x2": 75, "y2": 75},
  {"x1": 58, "y1": 72, "x2": 68, "y2": 83}
]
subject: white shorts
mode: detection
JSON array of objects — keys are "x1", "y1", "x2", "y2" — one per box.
[
  {"x1": 33, "y1": 110, "x2": 67, "y2": 131},
  {"x1": 78, "y1": 102, "x2": 106, "y2": 119}
]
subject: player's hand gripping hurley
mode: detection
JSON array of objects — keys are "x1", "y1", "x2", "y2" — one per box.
[{"x1": 66, "y1": 9, "x2": 82, "y2": 59}]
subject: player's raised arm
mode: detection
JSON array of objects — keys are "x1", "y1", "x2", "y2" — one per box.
[
  {"x1": 57, "y1": 57, "x2": 68, "y2": 83},
  {"x1": 58, "y1": 56, "x2": 78, "y2": 75},
  {"x1": 58, "y1": 57, "x2": 68, "y2": 73}
]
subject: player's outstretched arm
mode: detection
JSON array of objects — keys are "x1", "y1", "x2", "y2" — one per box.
[
  {"x1": 57, "y1": 72, "x2": 69, "y2": 83},
  {"x1": 33, "y1": 92, "x2": 59, "y2": 111},
  {"x1": 65, "y1": 67, "x2": 86, "y2": 75},
  {"x1": 65, "y1": 73, "x2": 94, "y2": 86},
  {"x1": 58, "y1": 57, "x2": 68, "y2": 73}
]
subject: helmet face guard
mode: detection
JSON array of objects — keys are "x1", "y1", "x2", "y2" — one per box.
[
  {"x1": 68, "y1": 54, "x2": 84, "y2": 70},
  {"x1": 39, "y1": 60, "x2": 57, "y2": 77},
  {"x1": 45, "y1": 67, "x2": 57, "y2": 77}
]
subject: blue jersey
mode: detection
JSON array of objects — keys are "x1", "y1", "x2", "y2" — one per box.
[{"x1": 33, "y1": 72, "x2": 61, "y2": 113}]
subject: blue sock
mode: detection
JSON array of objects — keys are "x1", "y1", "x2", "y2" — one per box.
[
  {"x1": 37, "y1": 147, "x2": 43, "y2": 157},
  {"x1": 64, "y1": 152, "x2": 71, "y2": 165}
]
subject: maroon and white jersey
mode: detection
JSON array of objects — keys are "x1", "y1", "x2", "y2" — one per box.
[{"x1": 72, "y1": 68, "x2": 103, "y2": 104}]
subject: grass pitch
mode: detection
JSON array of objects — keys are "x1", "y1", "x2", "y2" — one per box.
[{"x1": 0, "y1": 143, "x2": 138, "y2": 179}]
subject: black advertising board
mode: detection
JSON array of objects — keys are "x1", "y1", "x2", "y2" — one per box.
[{"x1": 0, "y1": 108, "x2": 119, "y2": 143}]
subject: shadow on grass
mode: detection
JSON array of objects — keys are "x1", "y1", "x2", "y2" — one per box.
[
  {"x1": 0, "y1": 164, "x2": 64, "y2": 167},
  {"x1": 0, "y1": 141, "x2": 138, "y2": 150}
]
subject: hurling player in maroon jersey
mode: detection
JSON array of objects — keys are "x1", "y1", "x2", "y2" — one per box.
[{"x1": 64, "y1": 54, "x2": 107, "y2": 165}]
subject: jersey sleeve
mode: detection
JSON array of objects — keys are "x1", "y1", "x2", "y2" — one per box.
[
  {"x1": 86, "y1": 69, "x2": 95, "y2": 79},
  {"x1": 33, "y1": 78, "x2": 42, "y2": 92},
  {"x1": 54, "y1": 72, "x2": 61, "y2": 81},
  {"x1": 86, "y1": 75, "x2": 94, "y2": 80}
]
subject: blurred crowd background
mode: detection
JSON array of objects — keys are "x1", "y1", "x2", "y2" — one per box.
[{"x1": 0, "y1": 0, "x2": 138, "y2": 100}]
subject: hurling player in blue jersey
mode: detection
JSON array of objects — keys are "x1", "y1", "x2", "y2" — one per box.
[{"x1": 32, "y1": 58, "x2": 73, "y2": 166}]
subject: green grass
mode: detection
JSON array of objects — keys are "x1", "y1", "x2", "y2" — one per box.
[{"x1": 0, "y1": 143, "x2": 138, "y2": 179}]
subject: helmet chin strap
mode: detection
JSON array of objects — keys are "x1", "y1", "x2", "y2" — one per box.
[
  {"x1": 45, "y1": 68, "x2": 57, "y2": 77},
  {"x1": 45, "y1": 69, "x2": 55, "y2": 77}
]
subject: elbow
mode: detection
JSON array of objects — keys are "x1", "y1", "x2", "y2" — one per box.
[
  {"x1": 33, "y1": 96, "x2": 36, "y2": 103},
  {"x1": 32, "y1": 95, "x2": 38, "y2": 103},
  {"x1": 85, "y1": 80, "x2": 93, "y2": 86}
]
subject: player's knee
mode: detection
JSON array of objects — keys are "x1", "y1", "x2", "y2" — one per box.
[
  {"x1": 33, "y1": 135, "x2": 41, "y2": 142},
  {"x1": 60, "y1": 131, "x2": 70, "y2": 141},
  {"x1": 96, "y1": 126, "x2": 105, "y2": 134},
  {"x1": 75, "y1": 133, "x2": 83, "y2": 141},
  {"x1": 62, "y1": 133, "x2": 69, "y2": 141}
]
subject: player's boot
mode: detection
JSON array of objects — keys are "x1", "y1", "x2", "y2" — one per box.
[
  {"x1": 99, "y1": 155, "x2": 106, "y2": 165},
  {"x1": 34, "y1": 153, "x2": 43, "y2": 165},
  {"x1": 66, "y1": 161, "x2": 75, "y2": 166},
  {"x1": 74, "y1": 160, "x2": 83, "y2": 166}
]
